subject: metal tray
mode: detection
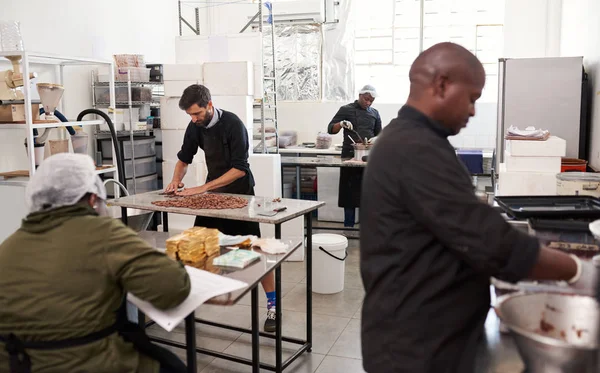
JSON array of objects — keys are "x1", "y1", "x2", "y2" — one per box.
[{"x1": 495, "y1": 195, "x2": 600, "y2": 219}]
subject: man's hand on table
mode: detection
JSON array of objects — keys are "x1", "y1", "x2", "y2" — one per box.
[
  {"x1": 164, "y1": 180, "x2": 184, "y2": 193},
  {"x1": 176, "y1": 184, "x2": 209, "y2": 196}
]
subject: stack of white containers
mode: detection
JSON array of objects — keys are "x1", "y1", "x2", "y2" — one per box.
[
  {"x1": 497, "y1": 136, "x2": 567, "y2": 196},
  {"x1": 159, "y1": 62, "x2": 256, "y2": 232}
]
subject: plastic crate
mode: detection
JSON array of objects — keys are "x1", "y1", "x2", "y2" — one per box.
[
  {"x1": 123, "y1": 156, "x2": 157, "y2": 179},
  {"x1": 125, "y1": 174, "x2": 158, "y2": 194},
  {"x1": 94, "y1": 86, "x2": 152, "y2": 104},
  {"x1": 100, "y1": 137, "x2": 156, "y2": 160}
]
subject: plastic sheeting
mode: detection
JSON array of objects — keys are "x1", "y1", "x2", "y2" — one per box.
[
  {"x1": 263, "y1": 24, "x2": 322, "y2": 101},
  {"x1": 322, "y1": 0, "x2": 355, "y2": 101}
]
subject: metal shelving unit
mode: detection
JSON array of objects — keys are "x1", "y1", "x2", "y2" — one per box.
[
  {"x1": 0, "y1": 51, "x2": 118, "y2": 188},
  {"x1": 91, "y1": 69, "x2": 163, "y2": 194}
]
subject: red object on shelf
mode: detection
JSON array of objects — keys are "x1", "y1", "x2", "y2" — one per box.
[{"x1": 561, "y1": 158, "x2": 587, "y2": 172}]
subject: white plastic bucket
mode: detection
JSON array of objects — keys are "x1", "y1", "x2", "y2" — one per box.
[{"x1": 312, "y1": 234, "x2": 348, "y2": 294}]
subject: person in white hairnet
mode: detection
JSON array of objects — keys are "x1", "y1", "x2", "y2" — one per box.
[
  {"x1": 327, "y1": 85, "x2": 382, "y2": 228},
  {"x1": 0, "y1": 153, "x2": 191, "y2": 373}
]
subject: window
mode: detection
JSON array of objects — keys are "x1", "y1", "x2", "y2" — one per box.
[{"x1": 355, "y1": 0, "x2": 504, "y2": 103}]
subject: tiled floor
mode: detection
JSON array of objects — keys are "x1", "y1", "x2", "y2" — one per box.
[{"x1": 147, "y1": 232, "x2": 524, "y2": 373}]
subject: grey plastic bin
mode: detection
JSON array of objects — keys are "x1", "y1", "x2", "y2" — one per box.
[
  {"x1": 123, "y1": 157, "x2": 157, "y2": 179},
  {"x1": 100, "y1": 138, "x2": 156, "y2": 160}
]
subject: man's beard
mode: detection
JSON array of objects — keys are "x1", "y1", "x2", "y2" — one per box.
[{"x1": 195, "y1": 109, "x2": 214, "y2": 127}]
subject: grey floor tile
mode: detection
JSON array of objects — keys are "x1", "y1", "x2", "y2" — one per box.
[
  {"x1": 344, "y1": 265, "x2": 365, "y2": 290},
  {"x1": 194, "y1": 304, "x2": 254, "y2": 329},
  {"x1": 147, "y1": 325, "x2": 238, "y2": 352},
  {"x1": 281, "y1": 261, "x2": 308, "y2": 283},
  {"x1": 236, "y1": 309, "x2": 351, "y2": 355},
  {"x1": 283, "y1": 284, "x2": 364, "y2": 318},
  {"x1": 200, "y1": 341, "x2": 325, "y2": 373},
  {"x1": 352, "y1": 304, "x2": 362, "y2": 319},
  {"x1": 236, "y1": 281, "x2": 298, "y2": 307},
  {"x1": 328, "y1": 319, "x2": 362, "y2": 359},
  {"x1": 164, "y1": 345, "x2": 215, "y2": 372},
  {"x1": 315, "y1": 356, "x2": 366, "y2": 373}
]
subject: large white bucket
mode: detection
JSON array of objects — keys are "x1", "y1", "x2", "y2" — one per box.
[{"x1": 312, "y1": 234, "x2": 348, "y2": 294}]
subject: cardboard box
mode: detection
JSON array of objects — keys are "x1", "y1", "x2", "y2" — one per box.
[
  {"x1": 496, "y1": 163, "x2": 558, "y2": 196},
  {"x1": 505, "y1": 136, "x2": 567, "y2": 157},
  {"x1": 163, "y1": 64, "x2": 204, "y2": 81},
  {"x1": 203, "y1": 61, "x2": 254, "y2": 96},
  {"x1": 504, "y1": 150, "x2": 562, "y2": 173},
  {"x1": 0, "y1": 104, "x2": 40, "y2": 122}
]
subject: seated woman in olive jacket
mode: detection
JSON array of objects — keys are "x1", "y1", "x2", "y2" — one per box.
[{"x1": 0, "y1": 153, "x2": 191, "y2": 373}]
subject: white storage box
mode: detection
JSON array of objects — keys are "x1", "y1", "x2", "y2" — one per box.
[
  {"x1": 161, "y1": 97, "x2": 192, "y2": 130},
  {"x1": 163, "y1": 64, "x2": 204, "y2": 81},
  {"x1": 162, "y1": 160, "x2": 207, "y2": 189},
  {"x1": 504, "y1": 150, "x2": 562, "y2": 173},
  {"x1": 496, "y1": 164, "x2": 558, "y2": 196},
  {"x1": 212, "y1": 96, "x2": 253, "y2": 129},
  {"x1": 161, "y1": 129, "x2": 186, "y2": 162},
  {"x1": 175, "y1": 34, "x2": 263, "y2": 99},
  {"x1": 505, "y1": 136, "x2": 567, "y2": 157},
  {"x1": 164, "y1": 80, "x2": 200, "y2": 98},
  {"x1": 203, "y1": 61, "x2": 254, "y2": 96}
]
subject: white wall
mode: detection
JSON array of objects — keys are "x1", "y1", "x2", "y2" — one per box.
[
  {"x1": 503, "y1": 0, "x2": 562, "y2": 58},
  {"x1": 560, "y1": 0, "x2": 600, "y2": 169}
]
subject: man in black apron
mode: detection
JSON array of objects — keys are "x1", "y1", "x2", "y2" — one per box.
[
  {"x1": 164, "y1": 84, "x2": 278, "y2": 332},
  {"x1": 327, "y1": 85, "x2": 382, "y2": 228}
]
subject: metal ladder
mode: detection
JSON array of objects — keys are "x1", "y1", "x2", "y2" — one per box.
[{"x1": 247, "y1": 0, "x2": 279, "y2": 154}]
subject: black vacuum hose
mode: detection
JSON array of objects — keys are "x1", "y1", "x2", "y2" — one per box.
[{"x1": 76, "y1": 109, "x2": 125, "y2": 184}]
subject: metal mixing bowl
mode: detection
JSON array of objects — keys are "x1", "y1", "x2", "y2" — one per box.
[{"x1": 496, "y1": 292, "x2": 599, "y2": 373}]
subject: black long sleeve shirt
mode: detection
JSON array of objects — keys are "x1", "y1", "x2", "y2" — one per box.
[{"x1": 360, "y1": 105, "x2": 540, "y2": 373}]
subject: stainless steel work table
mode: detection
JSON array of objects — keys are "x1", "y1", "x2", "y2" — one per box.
[{"x1": 108, "y1": 191, "x2": 325, "y2": 373}]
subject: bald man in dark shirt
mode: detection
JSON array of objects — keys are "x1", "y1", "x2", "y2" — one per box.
[{"x1": 360, "y1": 42, "x2": 598, "y2": 373}]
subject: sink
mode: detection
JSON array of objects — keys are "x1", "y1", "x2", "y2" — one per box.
[{"x1": 107, "y1": 205, "x2": 154, "y2": 232}]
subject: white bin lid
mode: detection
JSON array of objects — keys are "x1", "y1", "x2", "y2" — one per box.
[{"x1": 312, "y1": 233, "x2": 348, "y2": 248}]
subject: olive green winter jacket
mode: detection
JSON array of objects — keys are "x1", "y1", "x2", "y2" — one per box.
[{"x1": 0, "y1": 203, "x2": 191, "y2": 373}]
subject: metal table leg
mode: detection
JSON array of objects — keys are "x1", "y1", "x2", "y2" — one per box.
[
  {"x1": 185, "y1": 313, "x2": 197, "y2": 373},
  {"x1": 305, "y1": 213, "x2": 313, "y2": 351},
  {"x1": 275, "y1": 224, "x2": 283, "y2": 372},
  {"x1": 296, "y1": 165, "x2": 301, "y2": 200},
  {"x1": 251, "y1": 287, "x2": 260, "y2": 373},
  {"x1": 162, "y1": 211, "x2": 169, "y2": 232},
  {"x1": 121, "y1": 207, "x2": 128, "y2": 225}
]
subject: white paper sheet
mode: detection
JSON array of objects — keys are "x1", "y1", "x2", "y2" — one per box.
[{"x1": 127, "y1": 266, "x2": 248, "y2": 332}]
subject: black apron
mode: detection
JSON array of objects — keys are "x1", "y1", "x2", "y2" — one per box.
[
  {"x1": 338, "y1": 104, "x2": 378, "y2": 208},
  {"x1": 194, "y1": 112, "x2": 260, "y2": 237},
  {"x1": 0, "y1": 298, "x2": 186, "y2": 373}
]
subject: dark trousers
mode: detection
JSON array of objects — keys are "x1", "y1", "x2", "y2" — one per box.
[{"x1": 344, "y1": 207, "x2": 356, "y2": 227}]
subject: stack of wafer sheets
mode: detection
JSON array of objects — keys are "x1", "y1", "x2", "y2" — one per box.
[{"x1": 166, "y1": 227, "x2": 220, "y2": 267}]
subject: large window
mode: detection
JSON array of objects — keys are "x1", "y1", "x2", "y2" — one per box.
[{"x1": 355, "y1": 0, "x2": 504, "y2": 103}]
